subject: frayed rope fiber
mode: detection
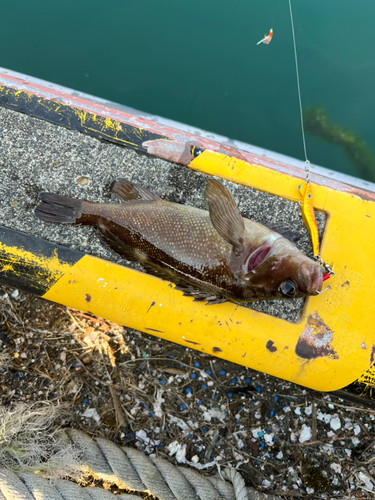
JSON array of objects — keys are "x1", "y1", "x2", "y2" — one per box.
[{"x1": 0, "y1": 429, "x2": 282, "y2": 500}]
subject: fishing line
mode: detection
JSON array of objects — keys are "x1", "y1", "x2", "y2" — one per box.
[
  {"x1": 288, "y1": 0, "x2": 310, "y2": 182},
  {"x1": 288, "y1": 0, "x2": 334, "y2": 278}
]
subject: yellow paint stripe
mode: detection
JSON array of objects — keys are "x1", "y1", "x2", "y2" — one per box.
[{"x1": 0, "y1": 241, "x2": 72, "y2": 286}]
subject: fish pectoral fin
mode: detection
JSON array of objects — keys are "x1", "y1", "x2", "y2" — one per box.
[
  {"x1": 143, "y1": 263, "x2": 226, "y2": 304},
  {"x1": 204, "y1": 179, "x2": 245, "y2": 254},
  {"x1": 110, "y1": 179, "x2": 162, "y2": 203},
  {"x1": 174, "y1": 283, "x2": 226, "y2": 304},
  {"x1": 265, "y1": 223, "x2": 302, "y2": 242}
]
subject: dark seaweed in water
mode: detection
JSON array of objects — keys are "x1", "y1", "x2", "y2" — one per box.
[{"x1": 304, "y1": 106, "x2": 375, "y2": 183}]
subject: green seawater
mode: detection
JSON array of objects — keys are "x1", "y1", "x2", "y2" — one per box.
[{"x1": 1, "y1": 0, "x2": 374, "y2": 181}]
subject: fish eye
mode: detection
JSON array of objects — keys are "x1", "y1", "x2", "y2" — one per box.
[{"x1": 279, "y1": 280, "x2": 297, "y2": 298}]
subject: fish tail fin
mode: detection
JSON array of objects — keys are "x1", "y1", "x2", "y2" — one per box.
[{"x1": 35, "y1": 193, "x2": 86, "y2": 224}]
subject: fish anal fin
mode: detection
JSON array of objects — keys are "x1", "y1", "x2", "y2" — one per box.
[
  {"x1": 96, "y1": 227, "x2": 144, "y2": 263},
  {"x1": 204, "y1": 179, "x2": 245, "y2": 254},
  {"x1": 110, "y1": 179, "x2": 161, "y2": 203}
]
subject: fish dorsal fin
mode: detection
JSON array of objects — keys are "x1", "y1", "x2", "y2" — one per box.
[
  {"x1": 110, "y1": 179, "x2": 162, "y2": 203},
  {"x1": 266, "y1": 223, "x2": 301, "y2": 242},
  {"x1": 204, "y1": 179, "x2": 245, "y2": 254}
]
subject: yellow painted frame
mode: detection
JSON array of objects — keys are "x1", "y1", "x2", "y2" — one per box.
[{"x1": 42, "y1": 150, "x2": 375, "y2": 392}]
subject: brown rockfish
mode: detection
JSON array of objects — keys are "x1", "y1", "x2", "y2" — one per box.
[{"x1": 35, "y1": 179, "x2": 323, "y2": 304}]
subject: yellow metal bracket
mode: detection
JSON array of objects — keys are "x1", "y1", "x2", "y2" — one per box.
[
  {"x1": 40, "y1": 150, "x2": 375, "y2": 393},
  {"x1": 0, "y1": 77, "x2": 373, "y2": 395}
]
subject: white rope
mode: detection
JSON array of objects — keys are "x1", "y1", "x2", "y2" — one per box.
[{"x1": 0, "y1": 429, "x2": 283, "y2": 500}]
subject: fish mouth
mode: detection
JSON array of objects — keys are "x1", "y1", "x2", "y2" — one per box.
[
  {"x1": 298, "y1": 262, "x2": 323, "y2": 295},
  {"x1": 311, "y1": 266, "x2": 324, "y2": 295}
]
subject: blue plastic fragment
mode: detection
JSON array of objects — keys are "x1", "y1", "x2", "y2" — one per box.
[
  {"x1": 191, "y1": 373, "x2": 197, "y2": 379},
  {"x1": 142, "y1": 353, "x2": 148, "y2": 358},
  {"x1": 194, "y1": 362, "x2": 200, "y2": 367},
  {"x1": 220, "y1": 370, "x2": 226, "y2": 376},
  {"x1": 227, "y1": 393, "x2": 233, "y2": 398},
  {"x1": 274, "y1": 395, "x2": 279, "y2": 402},
  {"x1": 231, "y1": 378, "x2": 237, "y2": 384},
  {"x1": 149, "y1": 411, "x2": 153, "y2": 416},
  {"x1": 258, "y1": 431, "x2": 264, "y2": 438},
  {"x1": 159, "y1": 379, "x2": 166, "y2": 385},
  {"x1": 198, "y1": 400, "x2": 202, "y2": 405},
  {"x1": 270, "y1": 410, "x2": 275, "y2": 417},
  {"x1": 245, "y1": 377, "x2": 251, "y2": 383},
  {"x1": 83, "y1": 398, "x2": 88, "y2": 404},
  {"x1": 205, "y1": 370, "x2": 212, "y2": 375},
  {"x1": 256, "y1": 386, "x2": 262, "y2": 393},
  {"x1": 186, "y1": 387, "x2": 192, "y2": 394},
  {"x1": 169, "y1": 354, "x2": 174, "y2": 358},
  {"x1": 181, "y1": 404, "x2": 187, "y2": 411},
  {"x1": 261, "y1": 441, "x2": 265, "y2": 448},
  {"x1": 202, "y1": 384, "x2": 207, "y2": 389}
]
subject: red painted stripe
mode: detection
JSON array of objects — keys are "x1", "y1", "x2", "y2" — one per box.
[{"x1": 1, "y1": 72, "x2": 374, "y2": 202}]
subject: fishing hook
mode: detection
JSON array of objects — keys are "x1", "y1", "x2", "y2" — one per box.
[
  {"x1": 314, "y1": 255, "x2": 335, "y2": 277},
  {"x1": 316, "y1": 286, "x2": 330, "y2": 294}
]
